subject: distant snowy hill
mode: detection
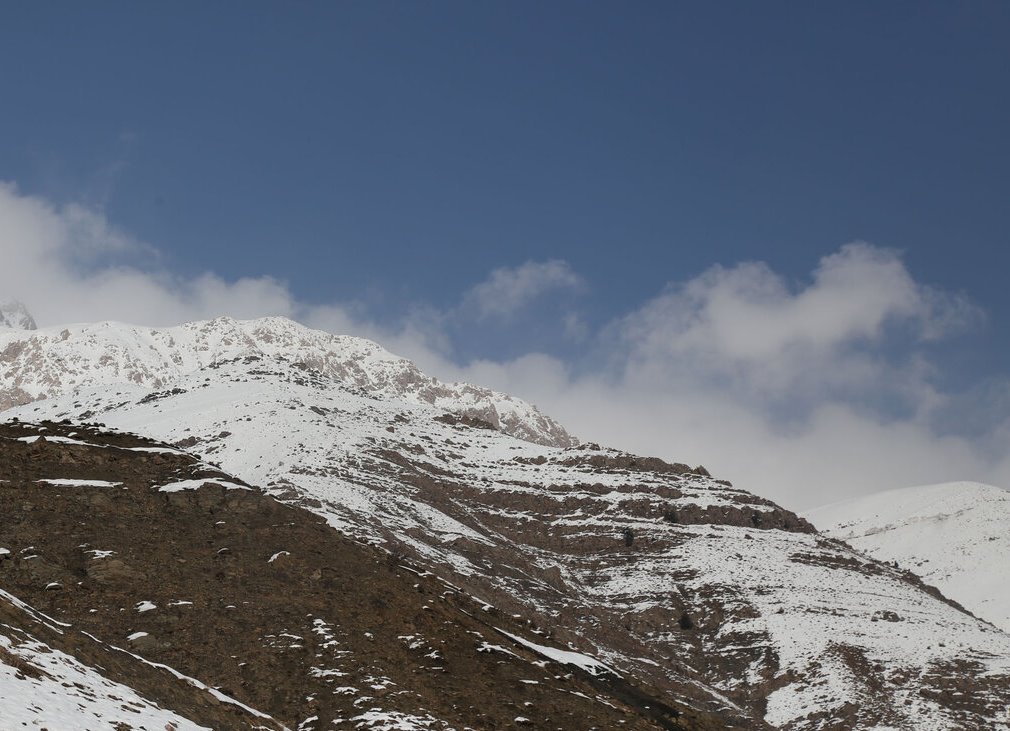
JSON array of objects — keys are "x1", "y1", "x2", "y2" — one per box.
[
  {"x1": 806, "y1": 481, "x2": 1010, "y2": 632},
  {"x1": 0, "y1": 300, "x2": 36, "y2": 331},
  {"x1": 4, "y1": 312, "x2": 1010, "y2": 729}
]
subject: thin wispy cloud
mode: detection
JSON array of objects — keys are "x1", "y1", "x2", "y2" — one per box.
[{"x1": 460, "y1": 259, "x2": 584, "y2": 320}]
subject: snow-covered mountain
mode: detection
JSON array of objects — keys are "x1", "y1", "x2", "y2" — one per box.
[
  {"x1": 0, "y1": 316, "x2": 572, "y2": 447},
  {"x1": 0, "y1": 299, "x2": 36, "y2": 331},
  {"x1": 806, "y1": 481, "x2": 1010, "y2": 633},
  {"x1": 4, "y1": 313, "x2": 1010, "y2": 729}
]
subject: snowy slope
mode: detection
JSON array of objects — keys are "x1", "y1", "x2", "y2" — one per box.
[
  {"x1": 806, "y1": 481, "x2": 1010, "y2": 632},
  {"x1": 0, "y1": 632, "x2": 206, "y2": 730},
  {"x1": 4, "y1": 315, "x2": 1010, "y2": 729},
  {"x1": 0, "y1": 640, "x2": 208, "y2": 730},
  {"x1": 0, "y1": 588, "x2": 211, "y2": 730}
]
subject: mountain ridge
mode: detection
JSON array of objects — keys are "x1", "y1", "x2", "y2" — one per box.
[{"x1": 0, "y1": 315, "x2": 575, "y2": 448}]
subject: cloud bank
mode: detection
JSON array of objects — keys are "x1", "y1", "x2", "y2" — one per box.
[{"x1": 0, "y1": 181, "x2": 1005, "y2": 511}]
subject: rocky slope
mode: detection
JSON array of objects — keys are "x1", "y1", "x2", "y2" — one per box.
[
  {"x1": 4, "y1": 315, "x2": 1010, "y2": 729},
  {"x1": 806, "y1": 481, "x2": 1010, "y2": 633},
  {"x1": 0, "y1": 419, "x2": 719, "y2": 730}
]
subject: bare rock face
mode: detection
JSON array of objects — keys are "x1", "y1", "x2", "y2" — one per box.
[{"x1": 0, "y1": 300, "x2": 36, "y2": 331}]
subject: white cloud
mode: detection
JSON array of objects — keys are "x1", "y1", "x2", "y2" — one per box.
[
  {"x1": 613, "y1": 244, "x2": 979, "y2": 395},
  {"x1": 460, "y1": 259, "x2": 584, "y2": 319},
  {"x1": 1, "y1": 181, "x2": 1006, "y2": 513}
]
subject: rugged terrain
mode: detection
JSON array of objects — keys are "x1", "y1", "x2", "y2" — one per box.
[
  {"x1": 4, "y1": 315, "x2": 1010, "y2": 729},
  {"x1": 0, "y1": 419, "x2": 721, "y2": 730},
  {"x1": 807, "y1": 481, "x2": 1010, "y2": 634}
]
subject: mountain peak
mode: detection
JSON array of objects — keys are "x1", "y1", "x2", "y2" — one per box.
[
  {"x1": 0, "y1": 299, "x2": 37, "y2": 330},
  {"x1": 0, "y1": 314, "x2": 576, "y2": 447}
]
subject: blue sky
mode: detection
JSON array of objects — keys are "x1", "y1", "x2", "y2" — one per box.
[{"x1": 2, "y1": 2, "x2": 1009, "y2": 506}]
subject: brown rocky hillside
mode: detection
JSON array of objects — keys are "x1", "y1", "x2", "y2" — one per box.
[{"x1": 0, "y1": 418, "x2": 732, "y2": 730}]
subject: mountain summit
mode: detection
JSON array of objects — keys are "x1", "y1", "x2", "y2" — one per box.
[
  {"x1": 0, "y1": 299, "x2": 36, "y2": 330},
  {"x1": 0, "y1": 315, "x2": 575, "y2": 447}
]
